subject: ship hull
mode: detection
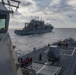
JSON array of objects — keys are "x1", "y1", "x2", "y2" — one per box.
[{"x1": 14, "y1": 28, "x2": 53, "y2": 35}]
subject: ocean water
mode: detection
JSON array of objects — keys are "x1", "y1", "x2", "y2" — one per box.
[{"x1": 9, "y1": 28, "x2": 76, "y2": 55}]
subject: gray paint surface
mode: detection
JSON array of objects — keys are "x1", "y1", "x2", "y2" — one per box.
[
  {"x1": 0, "y1": 33, "x2": 16, "y2": 75},
  {"x1": 0, "y1": 2, "x2": 8, "y2": 11}
]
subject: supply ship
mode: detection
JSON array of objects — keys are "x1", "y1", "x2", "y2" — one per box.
[
  {"x1": 14, "y1": 19, "x2": 54, "y2": 35},
  {"x1": 1, "y1": 0, "x2": 76, "y2": 75}
]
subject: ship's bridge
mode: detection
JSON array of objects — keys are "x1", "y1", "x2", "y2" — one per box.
[
  {"x1": 0, "y1": 2, "x2": 10, "y2": 41},
  {"x1": 0, "y1": 2, "x2": 23, "y2": 75},
  {"x1": 0, "y1": 2, "x2": 9, "y2": 33}
]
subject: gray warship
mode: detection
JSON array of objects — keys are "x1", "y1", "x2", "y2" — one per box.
[
  {"x1": 14, "y1": 19, "x2": 54, "y2": 35},
  {"x1": 1, "y1": 0, "x2": 76, "y2": 75},
  {"x1": 0, "y1": 1, "x2": 60, "y2": 75},
  {"x1": 18, "y1": 38, "x2": 76, "y2": 75},
  {"x1": 0, "y1": 0, "x2": 23, "y2": 75}
]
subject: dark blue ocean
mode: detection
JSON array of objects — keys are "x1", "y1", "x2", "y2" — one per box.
[{"x1": 9, "y1": 28, "x2": 76, "y2": 55}]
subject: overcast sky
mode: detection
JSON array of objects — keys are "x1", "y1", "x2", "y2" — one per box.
[{"x1": 7, "y1": 0, "x2": 76, "y2": 28}]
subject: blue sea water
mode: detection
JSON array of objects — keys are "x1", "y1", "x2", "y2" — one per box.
[{"x1": 9, "y1": 28, "x2": 76, "y2": 55}]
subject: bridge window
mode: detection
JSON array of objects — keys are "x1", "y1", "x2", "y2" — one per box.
[{"x1": 0, "y1": 15, "x2": 6, "y2": 30}]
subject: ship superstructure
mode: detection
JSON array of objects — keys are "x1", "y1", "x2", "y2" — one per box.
[
  {"x1": 14, "y1": 19, "x2": 54, "y2": 35},
  {"x1": 1, "y1": 0, "x2": 76, "y2": 75},
  {"x1": 0, "y1": 0, "x2": 23, "y2": 75}
]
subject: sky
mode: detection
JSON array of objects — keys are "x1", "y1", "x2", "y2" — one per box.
[{"x1": 1, "y1": 0, "x2": 76, "y2": 28}]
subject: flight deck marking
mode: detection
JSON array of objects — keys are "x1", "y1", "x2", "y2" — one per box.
[
  {"x1": 45, "y1": 47, "x2": 76, "y2": 57},
  {"x1": 36, "y1": 62, "x2": 48, "y2": 73},
  {"x1": 61, "y1": 54, "x2": 71, "y2": 56},
  {"x1": 60, "y1": 48, "x2": 76, "y2": 56},
  {"x1": 60, "y1": 49, "x2": 72, "y2": 56},
  {"x1": 71, "y1": 48, "x2": 76, "y2": 56},
  {"x1": 36, "y1": 65, "x2": 46, "y2": 73},
  {"x1": 45, "y1": 49, "x2": 49, "y2": 53},
  {"x1": 59, "y1": 55, "x2": 65, "y2": 62}
]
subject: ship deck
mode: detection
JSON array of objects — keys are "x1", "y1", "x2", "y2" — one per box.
[
  {"x1": 0, "y1": 33, "x2": 23, "y2": 75},
  {"x1": 22, "y1": 45, "x2": 76, "y2": 75}
]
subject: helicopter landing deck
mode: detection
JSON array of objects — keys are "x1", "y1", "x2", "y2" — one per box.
[
  {"x1": 21, "y1": 45, "x2": 76, "y2": 75},
  {"x1": 59, "y1": 47, "x2": 76, "y2": 56},
  {"x1": 27, "y1": 62, "x2": 61, "y2": 75}
]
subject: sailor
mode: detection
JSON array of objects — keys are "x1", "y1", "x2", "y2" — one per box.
[
  {"x1": 29, "y1": 57, "x2": 32, "y2": 64},
  {"x1": 48, "y1": 43, "x2": 50, "y2": 47},
  {"x1": 18, "y1": 57, "x2": 23, "y2": 63},
  {"x1": 33, "y1": 47, "x2": 36, "y2": 53},
  {"x1": 39, "y1": 53, "x2": 42, "y2": 61}
]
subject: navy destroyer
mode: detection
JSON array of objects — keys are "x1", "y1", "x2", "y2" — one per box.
[
  {"x1": 14, "y1": 19, "x2": 54, "y2": 35},
  {"x1": 0, "y1": 1, "x2": 60, "y2": 75},
  {"x1": 0, "y1": 0, "x2": 23, "y2": 75},
  {"x1": 1, "y1": 0, "x2": 76, "y2": 75}
]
